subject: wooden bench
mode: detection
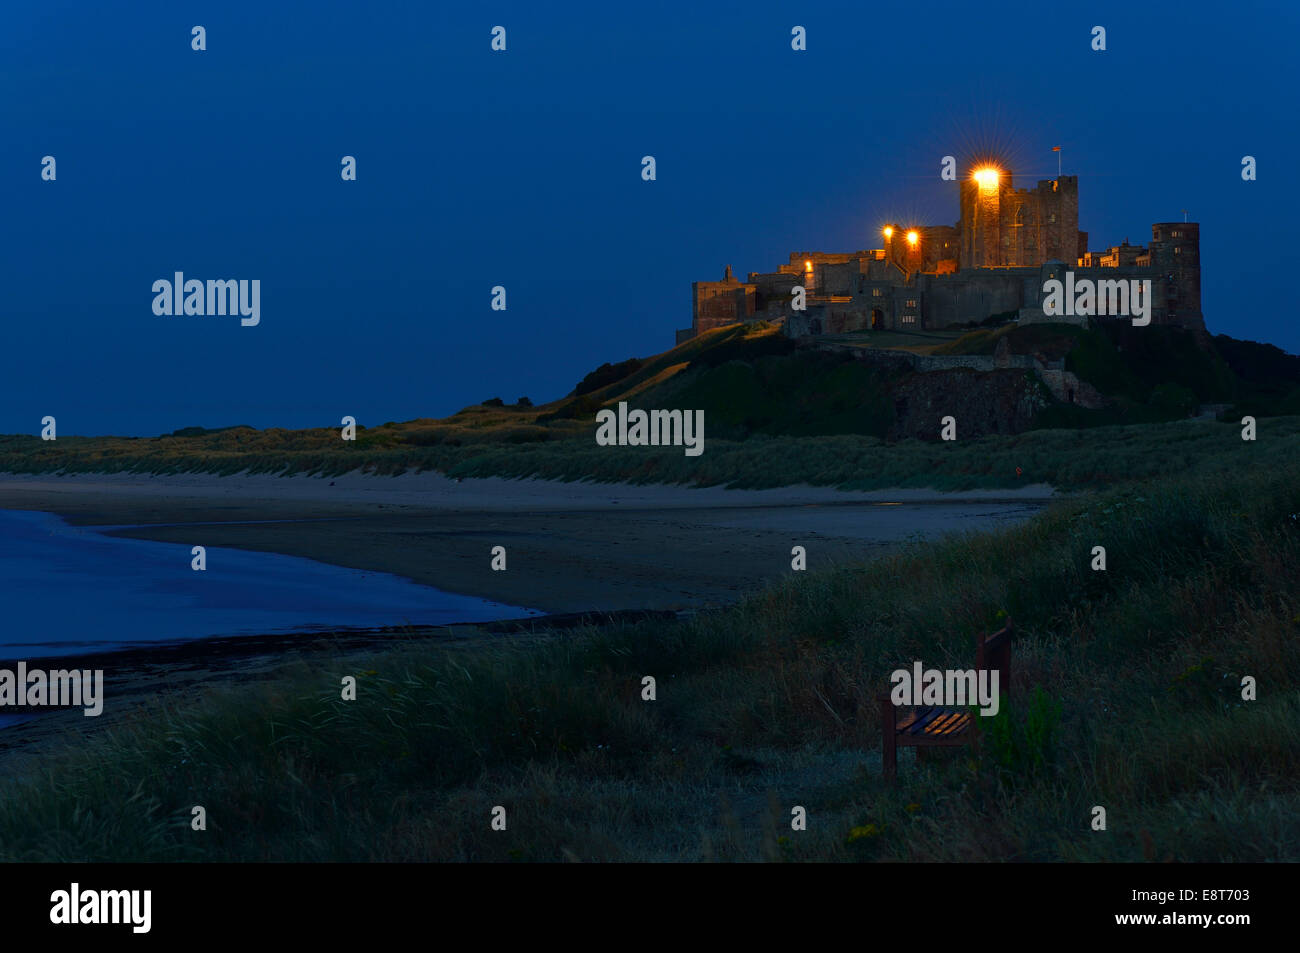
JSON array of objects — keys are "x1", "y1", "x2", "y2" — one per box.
[{"x1": 881, "y1": 620, "x2": 1013, "y2": 781}]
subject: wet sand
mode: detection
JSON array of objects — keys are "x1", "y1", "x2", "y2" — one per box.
[{"x1": 0, "y1": 471, "x2": 1056, "y2": 613}]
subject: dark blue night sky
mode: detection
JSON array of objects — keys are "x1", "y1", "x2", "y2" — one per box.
[{"x1": 3, "y1": 0, "x2": 1295, "y2": 435}]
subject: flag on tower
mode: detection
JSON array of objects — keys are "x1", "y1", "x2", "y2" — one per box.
[{"x1": 1051, "y1": 146, "x2": 1061, "y2": 151}]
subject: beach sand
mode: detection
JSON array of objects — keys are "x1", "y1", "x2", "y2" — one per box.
[{"x1": 0, "y1": 471, "x2": 1056, "y2": 614}]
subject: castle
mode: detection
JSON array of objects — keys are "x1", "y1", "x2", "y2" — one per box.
[{"x1": 680, "y1": 165, "x2": 1203, "y2": 341}]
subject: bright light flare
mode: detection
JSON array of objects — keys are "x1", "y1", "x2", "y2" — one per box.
[
  {"x1": 973, "y1": 167, "x2": 1000, "y2": 191},
  {"x1": 905, "y1": 230, "x2": 919, "y2": 246}
]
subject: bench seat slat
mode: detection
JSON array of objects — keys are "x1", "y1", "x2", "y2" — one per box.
[
  {"x1": 895, "y1": 706, "x2": 932, "y2": 732},
  {"x1": 897, "y1": 707, "x2": 972, "y2": 736},
  {"x1": 927, "y1": 712, "x2": 960, "y2": 734},
  {"x1": 925, "y1": 711, "x2": 962, "y2": 735},
  {"x1": 933, "y1": 712, "x2": 972, "y2": 735},
  {"x1": 905, "y1": 707, "x2": 948, "y2": 735}
]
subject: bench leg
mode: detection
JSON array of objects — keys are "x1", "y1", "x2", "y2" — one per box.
[{"x1": 881, "y1": 695, "x2": 897, "y2": 782}]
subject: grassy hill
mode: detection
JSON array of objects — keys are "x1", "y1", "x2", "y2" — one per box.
[{"x1": 0, "y1": 320, "x2": 1297, "y2": 492}]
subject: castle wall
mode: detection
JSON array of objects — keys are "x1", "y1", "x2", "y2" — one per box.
[
  {"x1": 818, "y1": 260, "x2": 860, "y2": 296},
  {"x1": 920, "y1": 225, "x2": 960, "y2": 272},
  {"x1": 914, "y1": 269, "x2": 1037, "y2": 327},
  {"x1": 1059, "y1": 264, "x2": 1175, "y2": 323},
  {"x1": 748, "y1": 271, "x2": 802, "y2": 310},
  {"x1": 1100, "y1": 242, "x2": 1144, "y2": 267},
  {"x1": 692, "y1": 279, "x2": 756, "y2": 334}
]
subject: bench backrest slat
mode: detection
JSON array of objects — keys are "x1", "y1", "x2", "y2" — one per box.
[{"x1": 975, "y1": 620, "x2": 1014, "y2": 704}]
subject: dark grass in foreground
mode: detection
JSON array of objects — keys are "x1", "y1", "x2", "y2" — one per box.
[{"x1": 1, "y1": 464, "x2": 1298, "y2": 861}]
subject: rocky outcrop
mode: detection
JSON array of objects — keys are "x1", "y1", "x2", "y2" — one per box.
[
  {"x1": 801, "y1": 340, "x2": 1109, "y2": 433},
  {"x1": 887, "y1": 368, "x2": 1049, "y2": 439}
]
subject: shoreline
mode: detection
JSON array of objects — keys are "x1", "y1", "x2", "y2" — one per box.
[
  {"x1": 0, "y1": 609, "x2": 686, "y2": 764},
  {"x1": 0, "y1": 606, "x2": 686, "y2": 671}
]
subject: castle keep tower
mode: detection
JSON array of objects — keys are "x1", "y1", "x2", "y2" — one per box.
[{"x1": 959, "y1": 169, "x2": 1081, "y2": 268}]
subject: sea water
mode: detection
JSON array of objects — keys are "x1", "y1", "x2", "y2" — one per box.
[{"x1": 0, "y1": 509, "x2": 538, "y2": 660}]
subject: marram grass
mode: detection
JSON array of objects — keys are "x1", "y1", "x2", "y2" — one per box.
[{"x1": 0, "y1": 415, "x2": 1296, "y2": 493}]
